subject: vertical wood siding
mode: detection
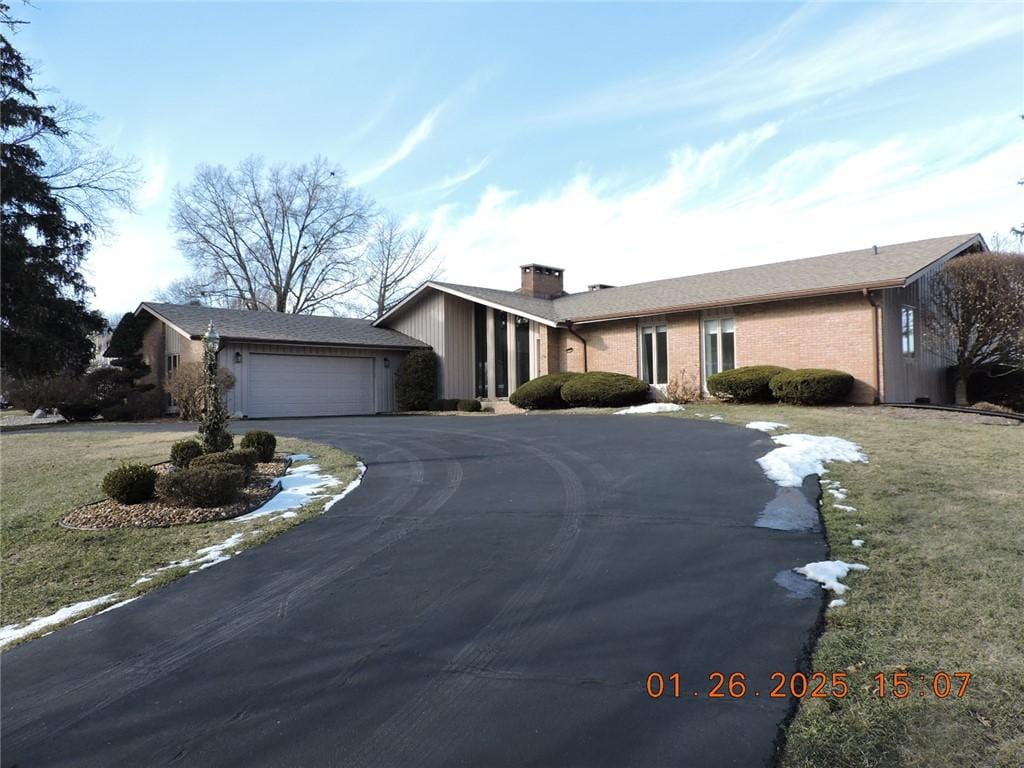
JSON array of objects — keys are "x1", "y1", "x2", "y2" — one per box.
[{"x1": 443, "y1": 294, "x2": 476, "y2": 398}]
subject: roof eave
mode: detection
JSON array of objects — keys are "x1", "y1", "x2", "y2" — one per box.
[{"x1": 376, "y1": 282, "x2": 560, "y2": 328}]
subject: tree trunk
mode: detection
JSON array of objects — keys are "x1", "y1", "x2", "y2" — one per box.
[{"x1": 954, "y1": 374, "x2": 968, "y2": 405}]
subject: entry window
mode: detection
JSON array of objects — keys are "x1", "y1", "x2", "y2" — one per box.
[
  {"x1": 494, "y1": 310, "x2": 509, "y2": 397},
  {"x1": 474, "y1": 304, "x2": 488, "y2": 397},
  {"x1": 514, "y1": 316, "x2": 530, "y2": 389},
  {"x1": 703, "y1": 318, "x2": 735, "y2": 381},
  {"x1": 901, "y1": 306, "x2": 916, "y2": 356},
  {"x1": 165, "y1": 354, "x2": 180, "y2": 408},
  {"x1": 640, "y1": 325, "x2": 668, "y2": 385}
]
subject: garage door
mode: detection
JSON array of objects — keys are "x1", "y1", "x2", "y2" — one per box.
[{"x1": 247, "y1": 354, "x2": 374, "y2": 418}]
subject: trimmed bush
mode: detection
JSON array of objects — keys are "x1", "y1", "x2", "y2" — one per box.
[
  {"x1": 395, "y1": 349, "x2": 439, "y2": 411},
  {"x1": 156, "y1": 465, "x2": 246, "y2": 507},
  {"x1": 240, "y1": 430, "x2": 276, "y2": 462},
  {"x1": 191, "y1": 449, "x2": 258, "y2": 480},
  {"x1": 769, "y1": 368, "x2": 854, "y2": 405},
  {"x1": 457, "y1": 398, "x2": 482, "y2": 412},
  {"x1": 170, "y1": 438, "x2": 204, "y2": 468},
  {"x1": 428, "y1": 398, "x2": 460, "y2": 411},
  {"x1": 560, "y1": 371, "x2": 650, "y2": 408},
  {"x1": 707, "y1": 365, "x2": 790, "y2": 402},
  {"x1": 102, "y1": 463, "x2": 157, "y2": 504},
  {"x1": 509, "y1": 372, "x2": 580, "y2": 410}
]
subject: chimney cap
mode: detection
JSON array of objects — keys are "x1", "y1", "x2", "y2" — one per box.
[
  {"x1": 872, "y1": 245, "x2": 879, "y2": 255},
  {"x1": 520, "y1": 263, "x2": 564, "y2": 275},
  {"x1": 588, "y1": 283, "x2": 615, "y2": 291}
]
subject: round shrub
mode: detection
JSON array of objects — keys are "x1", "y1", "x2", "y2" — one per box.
[
  {"x1": 395, "y1": 349, "x2": 439, "y2": 411},
  {"x1": 509, "y1": 372, "x2": 580, "y2": 410},
  {"x1": 769, "y1": 368, "x2": 855, "y2": 405},
  {"x1": 560, "y1": 371, "x2": 650, "y2": 408},
  {"x1": 191, "y1": 449, "x2": 258, "y2": 480},
  {"x1": 156, "y1": 465, "x2": 246, "y2": 507},
  {"x1": 102, "y1": 463, "x2": 157, "y2": 504},
  {"x1": 170, "y1": 438, "x2": 204, "y2": 468},
  {"x1": 707, "y1": 365, "x2": 790, "y2": 402},
  {"x1": 239, "y1": 430, "x2": 276, "y2": 462},
  {"x1": 457, "y1": 398, "x2": 482, "y2": 412}
]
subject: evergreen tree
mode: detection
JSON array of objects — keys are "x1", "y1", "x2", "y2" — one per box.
[{"x1": 1, "y1": 20, "x2": 106, "y2": 378}]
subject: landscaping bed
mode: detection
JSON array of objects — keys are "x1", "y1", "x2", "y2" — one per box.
[{"x1": 61, "y1": 457, "x2": 290, "y2": 529}]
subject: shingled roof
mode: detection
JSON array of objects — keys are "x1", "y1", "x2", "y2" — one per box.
[
  {"x1": 138, "y1": 302, "x2": 427, "y2": 348},
  {"x1": 380, "y1": 233, "x2": 984, "y2": 326}
]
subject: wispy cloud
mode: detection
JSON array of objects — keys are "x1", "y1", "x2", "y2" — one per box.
[
  {"x1": 426, "y1": 114, "x2": 1021, "y2": 292},
  {"x1": 418, "y1": 155, "x2": 491, "y2": 197},
  {"x1": 352, "y1": 102, "x2": 444, "y2": 186},
  {"x1": 543, "y1": 3, "x2": 1019, "y2": 124}
]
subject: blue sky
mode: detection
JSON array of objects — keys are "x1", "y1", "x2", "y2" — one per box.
[{"x1": 13, "y1": 1, "x2": 1023, "y2": 315}]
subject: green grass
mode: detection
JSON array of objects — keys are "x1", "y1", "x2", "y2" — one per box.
[
  {"x1": 0, "y1": 427, "x2": 359, "y2": 645},
  {"x1": 656, "y1": 403, "x2": 1023, "y2": 768}
]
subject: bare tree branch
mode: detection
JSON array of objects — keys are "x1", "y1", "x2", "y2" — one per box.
[{"x1": 360, "y1": 213, "x2": 443, "y2": 318}]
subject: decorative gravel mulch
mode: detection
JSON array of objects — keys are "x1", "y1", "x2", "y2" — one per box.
[{"x1": 61, "y1": 457, "x2": 291, "y2": 530}]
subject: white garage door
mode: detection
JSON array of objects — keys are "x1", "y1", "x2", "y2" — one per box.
[{"x1": 247, "y1": 354, "x2": 374, "y2": 418}]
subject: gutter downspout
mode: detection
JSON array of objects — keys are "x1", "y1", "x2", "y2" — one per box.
[
  {"x1": 565, "y1": 321, "x2": 588, "y2": 372},
  {"x1": 863, "y1": 288, "x2": 882, "y2": 404}
]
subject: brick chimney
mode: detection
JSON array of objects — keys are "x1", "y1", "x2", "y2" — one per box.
[{"x1": 520, "y1": 264, "x2": 565, "y2": 298}]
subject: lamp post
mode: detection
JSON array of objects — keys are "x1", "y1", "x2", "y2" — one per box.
[{"x1": 199, "y1": 321, "x2": 232, "y2": 452}]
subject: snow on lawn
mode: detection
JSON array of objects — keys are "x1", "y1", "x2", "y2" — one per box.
[
  {"x1": 0, "y1": 593, "x2": 118, "y2": 648},
  {"x1": 233, "y1": 459, "x2": 366, "y2": 521},
  {"x1": 852, "y1": 539, "x2": 865, "y2": 548},
  {"x1": 756, "y1": 434, "x2": 867, "y2": 487},
  {"x1": 709, "y1": 415, "x2": 723, "y2": 421},
  {"x1": 833, "y1": 503, "x2": 857, "y2": 512},
  {"x1": 286, "y1": 453, "x2": 313, "y2": 461},
  {"x1": 615, "y1": 403, "x2": 684, "y2": 415},
  {"x1": 152, "y1": 532, "x2": 248, "y2": 573},
  {"x1": 746, "y1": 421, "x2": 788, "y2": 432},
  {"x1": 794, "y1": 560, "x2": 869, "y2": 594},
  {"x1": 828, "y1": 599, "x2": 847, "y2": 609}
]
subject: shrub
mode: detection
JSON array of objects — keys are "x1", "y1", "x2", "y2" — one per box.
[
  {"x1": 707, "y1": 365, "x2": 790, "y2": 403},
  {"x1": 665, "y1": 368, "x2": 701, "y2": 404},
  {"x1": 165, "y1": 362, "x2": 236, "y2": 421},
  {"x1": 102, "y1": 463, "x2": 157, "y2": 504},
  {"x1": 560, "y1": 371, "x2": 650, "y2": 408},
  {"x1": 170, "y1": 438, "x2": 204, "y2": 468},
  {"x1": 190, "y1": 449, "x2": 258, "y2": 479},
  {"x1": 240, "y1": 430, "x2": 276, "y2": 462},
  {"x1": 965, "y1": 365, "x2": 1024, "y2": 412},
  {"x1": 156, "y1": 465, "x2": 245, "y2": 507},
  {"x1": 100, "y1": 390, "x2": 164, "y2": 422},
  {"x1": 769, "y1": 368, "x2": 854, "y2": 405},
  {"x1": 428, "y1": 398, "x2": 460, "y2": 411},
  {"x1": 395, "y1": 349, "x2": 438, "y2": 411},
  {"x1": 457, "y1": 398, "x2": 482, "y2": 412},
  {"x1": 509, "y1": 372, "x2": 580, "y2": 410}
]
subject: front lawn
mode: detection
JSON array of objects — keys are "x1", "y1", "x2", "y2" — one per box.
[
  {"x1": 661, "y1": 404, "x2": 1023, "y2": 768},
  {"x1": 0, "y1": 427, "x2": 360, "y2": 645}
]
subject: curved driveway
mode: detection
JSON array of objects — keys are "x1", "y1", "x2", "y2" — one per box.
[{"x1": 1, "y1": 415, "x2": 826, "y2": 767}]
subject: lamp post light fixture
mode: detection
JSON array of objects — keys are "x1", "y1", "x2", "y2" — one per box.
[{"x1": 203, "y1": 321, "x2": 220, "y2": 354}]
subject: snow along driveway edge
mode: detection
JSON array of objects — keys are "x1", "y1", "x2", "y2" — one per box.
[{"x1": 0, "y1": 456, "x2": 367, "y2": 650}]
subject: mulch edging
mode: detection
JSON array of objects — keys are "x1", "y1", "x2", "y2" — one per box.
[{"x1": 60, "y1": 457, "x2": 292, "y2": 530}]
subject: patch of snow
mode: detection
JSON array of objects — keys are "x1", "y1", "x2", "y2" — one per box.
[
  {"x1": 746, "y1": 421, "x2": 788, "y2": 432},
  {"x1": 323, "y1": 461, "x2": 367, "y2": 513},
  {"x1": 32, "y1": 408, "x2": 47, "y2": 419},
  {"x1": 794, "y1": 560, "x2": 869, "y2": 594},
  {"x1": 273, "y1": 511, "x2": 298, "y2": 521},
  {"x1": 851, "y1": 539, "x2": 865, "y2": 548},
  {"x1": 0, "y1": 593, "x2": 119, "y2": 648},
  {"x1": 833, "y1": 504, "x2": 857, "y2": 512},
  {"x1": 97, "y1": 596, "x2": 140, "y2": 614},
  {"x1": 287, "y1": 453, "x2": 313, "y2": 462},
  {"x1": 149, "y1": 532, "x2": 246, "y2": 574},
  {"x1": 828, "y1": 488, "x2": 848, "y2": 500},
  {"x1": 615, "y1": 403, "x2": 684, "y2": 415},
  {"x1": 232, "y1": 462, "x2": 352, "y2": 521},
  {"x1": 709, "y1": 415, "x2": 723, "y2": 421},
  {"x1": 132, "y1": 576, "x2": 153, "y2": 586},
  {"x1": 828, "y1": 599, "x2": 847, "y2": 609},
  {"x1": 756, "y1": 434, "x2": 867, "y2": 487},
  {"x1": 855, "y1": 523, "x2": 864, "y2": 528}
]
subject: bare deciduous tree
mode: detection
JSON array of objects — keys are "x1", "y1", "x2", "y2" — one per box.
[
  {"x1": 171, "y1": 156, "x2": 372, "y2": 314},
  {"x1": 923, "y1": 252, "x2": 1024, "y2": 404},
  {"x1": 360, "y1": 214, "x2": 442, "y2": 318}
]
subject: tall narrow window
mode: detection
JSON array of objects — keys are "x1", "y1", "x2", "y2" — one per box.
[
  {"x1": 165, "y1": 354, "x2": 180, "y2": 408},
  {"x1": 494, "y1": 310, "x2": 509, "y2": 397},
  {"x1": 515, "y1": 317, "x2": 530, "y2": 390},
  {"x1": 640, "y1": 324, "x2": 668, "y2": 385},
  {"x1": 703, "y1": 318, "x2": 736, "y2": 385},
  {"x1": 474, "y1": 304, "x2": 488, "y2": 397},
  {"x1": 901, "y1": 306, "x2": 916, "y2": 356}
]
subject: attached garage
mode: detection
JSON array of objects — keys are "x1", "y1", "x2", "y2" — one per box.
[
  {"x1": 134, "y1": 302, "x2": 428, "y2": 418},
  {"x1": 247, "y1": 353, "x2": 374, "y2": 418}
]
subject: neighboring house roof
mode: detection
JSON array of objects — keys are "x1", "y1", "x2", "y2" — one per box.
[
  {"x1": 138, "y1": 302, "x2": 428, "y2": 349},
  {"x1": 376, "y1": 232, "x2": 984, "y2": 327}
]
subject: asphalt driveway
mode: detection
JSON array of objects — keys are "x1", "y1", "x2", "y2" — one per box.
[{"x1": 1, "y1": 415, "x2": 826, "y2": 767}]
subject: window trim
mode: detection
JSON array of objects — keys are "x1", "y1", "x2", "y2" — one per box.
[
  {"x1": 701, "y1": 316, "x2": 736, "y2": 391},
  {"x1": 639, "y1": 323, "x2": 668, "y2": 386}
]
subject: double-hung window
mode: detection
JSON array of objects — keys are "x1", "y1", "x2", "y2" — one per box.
[
  {"x1": 703, "y1": 318, "x2": 735, "y2": 384},
  {"x1": 901, "y1": 306, "x2": 916, "y2": 356},
  {"x1": 640, "y1": 324, "x2": 668, "y2": 385}
]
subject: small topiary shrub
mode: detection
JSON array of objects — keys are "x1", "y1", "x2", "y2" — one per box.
[
  {"x1": 395, "y1": 349, "x2": 439, "y2": 411},
  {"x1": 769, "y1": 368, "x2": 854, "y2": 405},
  {"x1": 560, "y1": 371, "x2": 650, "y2": 408},
  {"x1": 191, "y1": 449, "x2": 258, "y2": 480},
  {"x1": 707, "y1": 365, "x2": 790, "y2": 402},
  {"x1": 156, "y1": 465, "x2": 246, "y2": 507},
  {"x1": 240, "y1": 430, "x2": 276, "y2": 462},
  {"x1": 102, "y1": 463, "x2": 157, "y2": 504},
  {"x1": 509, "y1": 372, "x2": 581, "y2": 410},
  {"x1": 170, "y1": 438, "x2": 204, "y2": 468},
  {"x1": 457, "y1": 398, "x2": 482, "y2": 412}
]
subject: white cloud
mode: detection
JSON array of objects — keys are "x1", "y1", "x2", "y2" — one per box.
[
  {"x1": 136, "y1": 152, "x2": 168, "y2": 209},
  {"x1": 352, "y1": 103, "x2": 444, "y2": 186},
  {"x1": 419, "y1": 155, "x2": 491, "y2": 197},
  {"x1": 425, "y1": 114, "x2": 1021, "y2": 293},
  {"x1": 545, "y1": 3, "x2": 1019, "y2": 124}
]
